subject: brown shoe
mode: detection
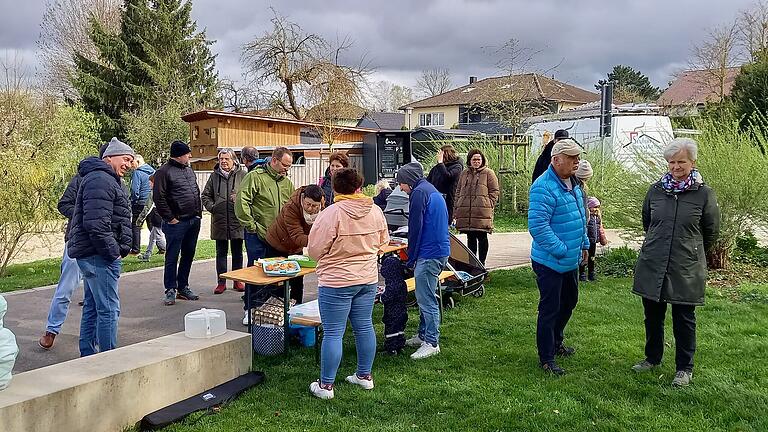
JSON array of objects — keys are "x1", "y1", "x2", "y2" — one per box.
[{"x1": 39, "y1": 332, "x2": 56, "y2": 350}]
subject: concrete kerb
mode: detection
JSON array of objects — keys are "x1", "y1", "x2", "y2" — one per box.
[{"x1": 1, "y1": 258, "x2": 217, "y2": 297}]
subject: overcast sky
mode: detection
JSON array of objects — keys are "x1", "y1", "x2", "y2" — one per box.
[{"x1": 0, "y1": 0, "x2": 755, "y2": 95}]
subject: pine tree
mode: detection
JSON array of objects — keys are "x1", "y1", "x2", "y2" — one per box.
[
  {"x1": 595, "y1": 65, "x2": 661, "y2": 103},
  {"x1": 72, "y1": 0, "x2": 218, "y2": 139}
]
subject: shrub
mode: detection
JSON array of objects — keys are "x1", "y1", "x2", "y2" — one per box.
[
  {"x1": 733, "y1": 232, "x2": 768, "y2": 267},
  {"x1": 596, "y1": 246, "x2": 639, "y2": 278}
]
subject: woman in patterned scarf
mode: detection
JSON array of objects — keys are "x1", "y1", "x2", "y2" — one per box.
[{"x1": 631, "y1": 138, "x2": 720, "y2": 388}]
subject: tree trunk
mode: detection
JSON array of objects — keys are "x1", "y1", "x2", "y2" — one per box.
[{"x1": 707, "y1": 241, "x2": 732, "y2": 269}]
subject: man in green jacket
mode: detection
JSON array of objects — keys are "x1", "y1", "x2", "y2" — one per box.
[{"x1": 235, "y1": 147, "x2": 294, "y2": 325}]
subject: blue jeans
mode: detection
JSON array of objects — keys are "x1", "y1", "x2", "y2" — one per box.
[
  {"x1": 318, "y1": 283, "x2": 377, "y2": 386},
  {"x1": 45, "y1": 242, "x2": 82, "y2": 334},
  {"x1": 162, "y1": 218, "x2": 200, "y2": 293},
  {"x1": 415, "y1": 257, "x2": 448, "y2": 346},
  {"x1": 77, "y1": 254, "x2": 121, "y2": 356}
]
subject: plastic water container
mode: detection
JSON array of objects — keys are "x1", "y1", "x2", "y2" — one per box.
[{"x1": 184, "y1": 308, "x2": 227, "y2": 339}]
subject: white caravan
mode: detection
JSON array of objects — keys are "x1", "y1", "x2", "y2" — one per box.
[{"x1": 523, "y1": 103, "x2": 674, "y2": 170}]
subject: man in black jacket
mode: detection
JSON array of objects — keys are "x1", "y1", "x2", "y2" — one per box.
[
  {"x1": 68, "y1": 138, "x2": 135, "y2": 357},
  {"x1": 153, "y1": 141, "x2": 202, "y2": 306},
  {"x1": 531, "y1": 129, "x2": 569, "y2": 183},
  {"x1": 39, "y1": 143, "x2": 109, "y2": 350}
]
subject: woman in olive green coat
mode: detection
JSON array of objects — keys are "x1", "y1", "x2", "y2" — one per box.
[{"x1": 631, "y1": 138, "x2": 720, "y2": 388}]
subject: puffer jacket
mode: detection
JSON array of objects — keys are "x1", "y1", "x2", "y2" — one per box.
[
  {"x1": 201, "y1": 164, "x2": 246, "y2": 240},
  {"x1": 454, "y1": 166, "x2": 500, "y2": 232},
  {"x1": 528, "y1": 165, "x2": 589, "y2": 273},
  {"x1": 632, "y1": 181, "x2": 720, "y2": 305},
  {"x1": 235, "y1": 163, "x2": 294, "y2": 239},
  {"x1": 153, "y1": 159, "x2": 202, "y2": 222},
  {"x1": 427, "y1": 159, "x2": 463, "y2": 220},
  {"x1": 130, "y1": 163, "x2": 155, "y2": 205},
  {"x1": 308, "y1": 197, "x2": 389, "y2": 288},
  {"x1": 68, "y1": 157, "x2": 132, "y2": 261},
  {"x1": 58, "y1": 174, "x2": 82, "y2": 242},
  {"x1": 266, "y1": 186, "x2": 313, "y2": 255}
]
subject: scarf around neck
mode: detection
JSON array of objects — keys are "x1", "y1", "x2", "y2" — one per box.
[{"x1": 661, "y1": 168, "x2": 701, "y2": 194}]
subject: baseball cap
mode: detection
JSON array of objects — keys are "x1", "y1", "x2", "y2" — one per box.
[{"x1": 551, "y1": 138, "x2": 582, "y2": 156}]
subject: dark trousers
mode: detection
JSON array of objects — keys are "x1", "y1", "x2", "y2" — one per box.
[
  {"x1": 130, "y1": 203, "x2": 145, "y2": 252},
  {"x1": 215, "y1": 239, "x2": 244, "y2": 283},
  {"x1": 532, "y1": 261, "x2": 579, "y2": 364},
  {"x1": 642, "y1": 297, "x2": 696, "y2": 372},
  {"x1": 162, "y1": 218, "x2": 200, "y2": 293},
  {"x1": 579, "y1": 240, "x2": 597, "y2": 279},
  {"x1": 465, "y1": 231, "x2": 489, "y2": 265}
]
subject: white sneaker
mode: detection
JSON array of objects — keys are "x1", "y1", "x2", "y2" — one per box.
[
  {"x1": 411, "y1": 342, "x2": 440, "y2": 360},
  {"x1": 346, "y1": 374, "x2": 374, "y2": 390},
  {"x1": 405, "y1": 335, "x2": 425, "y2": 347},
  {"x1": 242, "y1": 310, "x2": 250, "y2": 326},
  {"x1": 309, "y1": 381, "x2": 334, "y2": 399}
]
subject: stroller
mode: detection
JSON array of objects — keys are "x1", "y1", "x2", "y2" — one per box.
[{"x1": 440, "y1": 232, "x2": 488, "y2": 308}]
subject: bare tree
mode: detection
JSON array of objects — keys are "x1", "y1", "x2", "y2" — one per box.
[
  {"x1": 367, "y1": 80, "x2": 393, "y2": 112},
  {"x1": 218, "y1": 77, "x2": 265, "y2": 113},
  {"x1": 390, "y1": 84, "x2": 414, "y2": 111},
  {"x1": 36, "y1": 0, "x2": 121, "y2": 99},
  {"x1": 474, "y1": 38, "x2": 554, "y2": 133},
  {"x1": 415, "y1": 68, "x2": 452, "y2": 97},
  {"x1": 738, "y1": 0, "x2": 768, "y2": 61},
  {"x1": 241, "y1": 10, "x2": 372, "y2": 146},
  {"x1": 689, "y1": 22, "x2": 744, "y2": 102}
]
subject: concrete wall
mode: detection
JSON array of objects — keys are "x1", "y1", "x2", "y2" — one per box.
[{"x1": 0, "y1": 331, "x2": 252, "y2": 432}]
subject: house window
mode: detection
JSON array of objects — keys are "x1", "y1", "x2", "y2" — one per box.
[
  {"x1": 292, "y1": 151, "x2": 306, "y2": 166},
  {"x1": 418, "y1": 112, "x2": 445, "y2": 127},
  {"x1": 210, "y1": 127, "x2": 217, "y2": 139},
  {"x1": 459, "y1": 106, "x2": 483, "y2": 123}
]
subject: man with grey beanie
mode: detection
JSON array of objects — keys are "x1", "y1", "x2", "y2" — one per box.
[
  {"x1": 68, "y1": 137, "x2": 135, "y2": 356},
  {"x1": 396, "y1": 162, "x2": 450, "y2": 360}
]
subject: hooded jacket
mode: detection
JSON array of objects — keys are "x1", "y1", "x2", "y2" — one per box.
[
  {"x1": 454, "y1": 165, "x2": 500, "y2": 232},
  {"x1": 397, "y1": 163, "x2": 450, "y2": 267},
  {"x1": 632, "y1": 180, "x2": 720, "y2": 305},
  {"x1": 58, "y1": 174, "x2": 82, "y2": 242},
  {"x1": 426, "y1": 159, "x2": 463, "y2": 220},
  {"x1": 235, "y1": 162, "x2": 294, "y2": 239},
  {"x1": 68, "y1": 157, "x2": 132, "y2": 261},
  {"x1": 307, "y1": 197, "x2": 389, "y2": 288},
  {"x1": 266, "y1": 186, "x2": 314, "y2": 255},
  {"x1": 202, "y1": 163, "x2": 246, "y2": 240},
  {"x1": 532, "y1": 140, "x2": 555, "y2": 182},
  {"x1": 153, "y1": 158, "x2": 202, "y2": 222},
  {"x1": 528, "y1": 165, "x2": 590, "y2": 273},
  {"x1": 130, "y1": 163, "x2": 155, "y2": 205}
]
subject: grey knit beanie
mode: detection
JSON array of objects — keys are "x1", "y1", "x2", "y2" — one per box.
[{"x1": 102, "y1": 137, "x2": 136, "y2": 159}]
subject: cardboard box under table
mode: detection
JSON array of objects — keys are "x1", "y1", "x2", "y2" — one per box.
[{"x1": 221, "y1": 264, "x2": 316, "y2": 355}]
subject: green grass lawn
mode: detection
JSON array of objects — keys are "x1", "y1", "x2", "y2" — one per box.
[
  {"x1": 158, "y1": 268, "x2": 768, "y2": 432},
  {"x1": 0, "y1": 240, "x2": 216, "y2": 293},
  {"x1": 493, "y1": 212, "x2": 528, "y2": 232}
]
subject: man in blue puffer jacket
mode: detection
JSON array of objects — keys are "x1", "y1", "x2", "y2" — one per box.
[
  {"x1": 396, "y1": 162, "x2": 450, "y2": 360},
  {"x1": 68, "y1": 137, "x2": 135, "y2": 357},
  {"x1": 528, "y1": 138, "x2": 590, "y2": 375}
]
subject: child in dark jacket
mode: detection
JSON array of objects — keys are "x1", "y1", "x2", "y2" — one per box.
[
  {"x1": 136, "y1": 175, "x2": 166, "y2": 261},
  {"x1": 580, "y1": 197, "x2": 604, "y2": 281},
  {"x1": 379, "y1": 255, "x2": 408, "y2": 354}
]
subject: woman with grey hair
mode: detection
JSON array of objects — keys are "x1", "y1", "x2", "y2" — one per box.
[
  {"x1": 631, "y1": 138, "x2": 720, "y2": 387},
  {"x1": 202, "y1": 148, "x2": 247, "y2": 294}
]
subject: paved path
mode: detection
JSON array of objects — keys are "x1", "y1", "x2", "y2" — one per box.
[{"x1": 4, "y1": 230, "x2": 640, "y2": 373}]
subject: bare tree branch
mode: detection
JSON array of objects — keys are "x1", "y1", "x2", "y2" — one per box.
[
  {"x1": 689, "y1": 21, "x2": 744, "y2": 102},
  {"x1": 415, "y1": 68, "x2": 452, "y2": 97}
]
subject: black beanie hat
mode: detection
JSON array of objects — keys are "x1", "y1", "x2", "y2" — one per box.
[
  {"x1": 170, "y1": 140, "x2": 191, "y2": 158},
  {"x1": 554, "y1": 129, "x2": 569, "y2": 140}
]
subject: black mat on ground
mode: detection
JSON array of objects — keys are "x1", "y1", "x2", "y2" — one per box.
[{"x1": 140, "y1": 371, "x2": 265, "y2": 430}]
